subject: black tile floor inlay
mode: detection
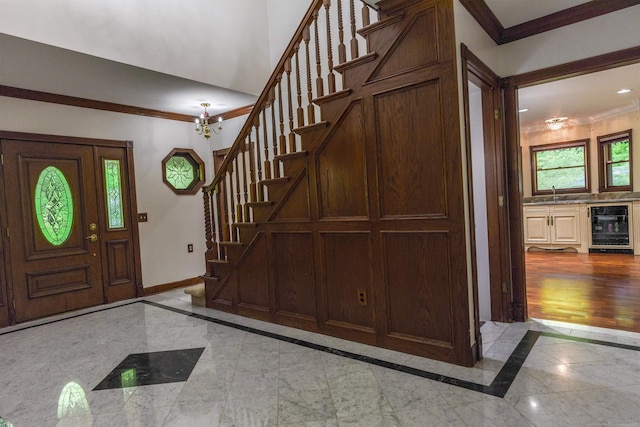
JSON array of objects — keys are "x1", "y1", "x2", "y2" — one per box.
[
  {"x1": 4, "y1": 298, "x2": 640, "y2": 399},
  {"x1": 93, "y1": 347, "x2": 205, "y2": 391}
]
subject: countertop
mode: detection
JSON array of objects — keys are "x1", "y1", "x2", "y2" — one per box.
[{"x1": 523, "y1": 192, "x2": 640, "y2": 205}]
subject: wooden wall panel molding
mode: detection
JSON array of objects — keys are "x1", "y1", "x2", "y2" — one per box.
[
  {"x1": 270, "y1": 170, "x2": 312, "y2": 222},
  {"x1": 316, "y1": 101, "x2": 369, "y2": 221},
  {"x1": 321, "y1": 232, "x2": 376, "y2": 332},
  {"x1": 382, "y1": 231, "x2": 453, "y2": 345},
  {"x1": 236, "y1": 233, "x2": 270, "y2": 312},
  {"x1": 374, "y1": 80, "x2": 447, "y2": 219},
  {"x1": 371, "y1": 7, "x2": 439, "y2": 81},
  {"x1": 273, "y1": 232, "x2": 317, "y2": 320}
]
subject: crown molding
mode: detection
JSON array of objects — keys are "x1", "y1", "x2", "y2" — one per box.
[
  {"x1": 460, "y1": 0, "x2": 640, "y2": 45},
  {"x1": 0, "y1": 85, "x2": 254, "y2": 123}
]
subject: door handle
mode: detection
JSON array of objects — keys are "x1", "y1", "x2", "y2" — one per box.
[{"x1": 86, "y1": 234, "x2": 98, "y2": 242}]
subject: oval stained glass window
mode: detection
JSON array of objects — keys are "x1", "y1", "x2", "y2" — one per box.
[{"x1": 34, "y1": 166, "x2": 74, "y2": 246}]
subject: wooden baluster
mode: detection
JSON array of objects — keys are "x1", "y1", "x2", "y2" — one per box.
[
  {"x1": 271, "y1": 90, "x2": 280, "y2": 179},
  {"x1": 251, "y1": 120, "x2": 260, "y2": 203},
  {"x1": 313, "y1": 10, "x2": 324, "y2": 98},
  {"x1": 203, "y1": 189, "x2": 214, "y2": 260},
  {"x1": 262, "y1": 106, "x2": 271, "y2": 182},
  {"x1": 234, "y1": 154, "x2": 243, "y2": 227},
  {"x1": 303, "y1": 25, "x2": 315, "y2": 124},
  {"x1": 362, "y1": 2, "x2": 370, "y2": 27},
  {"x1": 240, "y1": 139, "x2": 250, "y2": 222},
  {"x1": 294, "y1": 45, "x2": 304, "y2": 128},
  {"x1": 227, "y1": 169, "x2": 236, "y2": 242},
  {"x1": 337, "y1": 0, "x2": 346, "y2": 64},
  {"x1": 324, "y1": 0, "x2": 336, "y2": 94},
  {"x1": 285, "y1": 57, "x2": 296, "y2": 153},
  {"x1": 214, "y1": 185, "x2": 226, "y2": 259},
  {"x1": 277, "y1": 77, "x2": 287, "y2": 156},
  {"x1": 349, "y1": 0, "x2": 359, "y2": 59}
]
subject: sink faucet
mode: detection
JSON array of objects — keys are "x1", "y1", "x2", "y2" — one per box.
[{"x1": 552, "y1": 185, "x2": 556, "y2": 202}]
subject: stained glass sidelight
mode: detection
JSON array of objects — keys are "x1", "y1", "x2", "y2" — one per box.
[
  {"x1": 34, "y1": 166, "x2": 74, "y2": 246},
  {"x1": 104, "y1": 159, "x2": 125, "y2": 229}
]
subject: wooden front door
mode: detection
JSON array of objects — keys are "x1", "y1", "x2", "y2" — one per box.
[{"x1": 0, "y1": 134, "x2": 140, "y2": 324}]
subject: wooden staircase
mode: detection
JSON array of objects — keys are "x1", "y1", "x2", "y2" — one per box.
[
  {"x1": 202, "y1": 0, "x2": 384, "y2": 300},
  {"x1": 201, "y1": 0, "x2": 476, "y2": 366}
]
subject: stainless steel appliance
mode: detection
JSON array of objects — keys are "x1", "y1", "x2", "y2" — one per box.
[{"x1": 589, "y1": 204, "x2": 633, "y2": 254}]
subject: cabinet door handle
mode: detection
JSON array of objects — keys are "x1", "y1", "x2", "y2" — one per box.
[
  {"x1": 547, "y1": 216, "x2": 549, "y2": 225},
  {"x1": 551, "y1": 216, "x2": 554, "y2": 226}
]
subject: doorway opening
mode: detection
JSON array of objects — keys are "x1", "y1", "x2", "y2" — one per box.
[{"x1": 505, "y1": 47, "x2": 640, "y2": 334}]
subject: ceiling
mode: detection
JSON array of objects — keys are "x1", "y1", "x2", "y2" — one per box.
[
  {"x1": 517, "y1": 63, "x2": 640, "y2": 130},
  {"x1": 0, "y1": 1, "x2": 637, "y2": 125}
]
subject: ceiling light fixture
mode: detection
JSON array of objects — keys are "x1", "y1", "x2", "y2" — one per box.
[
  {"x1": 617, "y1": 88, "x2": 632, "y2": 94},
  {"x1": 545, "y1": 117, "x2": 567, "y2": 131},
  {"x1": 195, "y1": 103, "x2": 222, "y2": 139}
]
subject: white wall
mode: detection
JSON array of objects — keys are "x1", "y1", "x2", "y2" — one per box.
[
  {"x1": 0, "y1": 0, "x2": 273, "y2": 95},
  {"x1": 266, "y1": 0, "x2": 312, "y2": 69},
  {"x1": 0, "y1": 97, "x2": 216, "y2": 288},
  {"x1": 453, "y1": 1, "x2": 501, "y2": 74},
  {"x1": 498, "y1": 5, "x2": 640, "y2": 76},
  {"x1": 469, "y1": 84, "x2": 492, "y2": 321},
  {"x1": 454, "y1": 2, "x2": 640, "y2": 78}
]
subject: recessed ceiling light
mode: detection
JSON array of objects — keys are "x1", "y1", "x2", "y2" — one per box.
[
  {"x1": 617, "y1": 89, "x2": 632, "y2": 94},
  {"x1": 519, "y1": 108, "x2": 529, "y2": 113}
]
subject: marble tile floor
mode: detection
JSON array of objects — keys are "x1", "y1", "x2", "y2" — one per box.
[{"x1": 1, "y1": 290, "x2": 640, "y2": 426}]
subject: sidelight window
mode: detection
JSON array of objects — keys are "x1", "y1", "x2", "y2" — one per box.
[{"x1": 104, "y1": 159, "x2": 125, "y2": 229}]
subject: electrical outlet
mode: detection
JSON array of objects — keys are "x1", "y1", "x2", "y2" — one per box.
[
  {"x1": 357, "y1": 289, "x2": 368, "y2": 306},
  {"x1": 187, "y1": 244, "x2": 194, "y2": 253},
  {"x1": 137, "y1": 213, "x2": 148, "y2": 222}
]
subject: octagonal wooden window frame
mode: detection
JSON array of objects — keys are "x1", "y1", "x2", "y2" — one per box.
[{"x1": 161, "y1": 148, "x2": 205, "y2": 195}]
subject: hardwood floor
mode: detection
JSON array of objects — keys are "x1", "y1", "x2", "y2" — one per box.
[{"x1": 525, "y1": 251, "x2": 640, "y2": 333}]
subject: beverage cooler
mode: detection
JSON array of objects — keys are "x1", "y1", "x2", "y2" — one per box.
[{"x1": 589, "y1": 204, "x2": 633, "y2": 254}]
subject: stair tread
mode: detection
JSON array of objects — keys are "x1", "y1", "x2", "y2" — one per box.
[
  {"x1": 261, "y1": 177, "x2": 290, "y2": 186},
  {"x1": 334, "y1": 52, "x2": 378, "y2": 73},
  {"x1": 358, "y1": 12, "x2": 404, "y2": 36},
  {"x1": 293, "y1": 121, "x2": 329, "y2": 135},
  {"x1": 208, "y1": 259, "x2": 230, "y2": 265},
  {"x1": 232, "y1": 222, "x2": 257, "y2": 228},
  {"x1": 247, "y1": 201, "x2": 274, "y2": 207},
  {"x1": 314, "y1": 89, "x2": 352, "y2": 106},
  {"x1": 220, "y1": 241, "x2": 244, "y2": 247},
  {"x1": 275, "y1": 151, "x2": 308, "y2": 161}
]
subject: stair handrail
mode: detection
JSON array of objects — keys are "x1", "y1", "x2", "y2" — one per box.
[
  {"x1": 204, "y1": 0, "x2": 322, "y2": 193},
  {"x1": 202, "y1": 0, "x2": 377, "y2": 194}
]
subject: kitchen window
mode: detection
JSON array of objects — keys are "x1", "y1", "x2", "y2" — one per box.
[
  {"x1": 531, "y1": 140, "x2": 590, "y2": 195},
  {"x1": 598, "y1": 129, "x2": 632, "y2": 192}
]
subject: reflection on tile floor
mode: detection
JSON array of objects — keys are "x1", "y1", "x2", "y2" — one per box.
[{"x1": 1, "y1": 290, "x2": 640, "y2": 426}]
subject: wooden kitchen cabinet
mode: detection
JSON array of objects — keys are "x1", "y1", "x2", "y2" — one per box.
[{"x1": 523, "y1": 204, "x2": 584, "y2": 251}]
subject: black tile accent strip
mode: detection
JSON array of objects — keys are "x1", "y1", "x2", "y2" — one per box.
[
  {"x1": 0, "y1": 301, "x2": 139, "y2": 336},
  {"x1": 142, "y1": 300, "x2": 541, "y2": 397},
  {"x1": 3, "y1": 297, "x2": 639, "y2": 398}
]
